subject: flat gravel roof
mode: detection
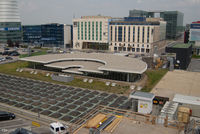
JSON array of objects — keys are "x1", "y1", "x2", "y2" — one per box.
[{"x1": 20, "y1": 52, "x2": 147, "y2": 74}]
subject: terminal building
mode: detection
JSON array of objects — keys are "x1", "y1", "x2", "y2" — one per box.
[
  {"x1": 20, "y1": 52, "x2": 147, "y2": 82},
  {"x1": 0, "y1": 0, "x2": 22, "y2": 44},
  {"x1": 22, "y1": 24, "x2": 72, "y2": 48},
  {"x1": 129, "y1": 10, "x2": 184, "y2": 39},
  {"x1": 109, "y1": 17, "x2": 166, "y2": 54}
]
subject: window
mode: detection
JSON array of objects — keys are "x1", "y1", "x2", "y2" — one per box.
[
  {"x1": 100, "y1": 21, "x2": 102, "y2": 40},
  {"x1": 92, "y1": 21, "x2": 94, "y2": 40},
  {"x1": 88, "y1": 22, "x2": 91, "y2": 40},
  {"x1": 110, "y1": 26, "x2": 113, "y2": 41},
  {"x1": 123, "y1": 47, "x2": 126, "y2": 51},
  {"x1": 141, "y1": 48, "x2": 145, "y2": 52},
  {"x1": 124, "y1": 26, "x2": 126, "y2": 42},
  {"x1": 78, "y1": 22, "x2": 80, "y2": 40},
  {"x1": 142, "y1": 27, "x2": 145, "y2": 43},
  {"x1": 96, "y1": 22, "x2": 98, "y2": 40},
  {"x1": 146, "y1": 49, "x2": 150, "y2": 53},
  {"x1": 115, "y1": 27, "x2": 117, "y2": 41},
  {"x1": 132, "y1": 48, "x2": 135, "y2": 52},
  {"x1": 137, "y1": 27, "x2": 140, "y2": 43},
  {"x1": 137, "y1": 48, "x2": 140, "y2": 52},
  {"x1": 114, "y1": 47, "x2": 117, "y2": 51},
  {"x1": 85, "y1": 22, "x2": 87, "y2": 40},
  {"x1": 81, "y1": 22, "x2": 83, "y2": 40},
  {"x1": 61, "y1": 127, "x2": 65, "y2": 130},
  {"x1": 133, "y1": 44, "x2": 134, "y2": 47},
  {"x1": 142, "y1": 44, "x2": 144, "y2": 47},
  {"x1": 147, "y1": 27, "x2": 150, "y2": 43},
  {"x1": 137, "y1": 44, "x2": 139, "y2": 47},
  {"x1": 147, "y1": 45, "x2": 149, "y2": 48},
  {"x1": 133, "y1": 26, "x2": 135, "y2": 42},
  {"x1": 128, "y1": 26, "x2": 130, "y2": 42},
  {"x1": 56, "y1": 128, "x2": 59, "y2": 132},
  {"x1": 118, "y1": 26, "x2": 122, "y2": 42},
  {"x1": 127, "y1": 47, "x2": 131, "y2": 51}
]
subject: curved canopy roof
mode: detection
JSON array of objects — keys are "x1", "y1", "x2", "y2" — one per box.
[{"x1": 20, "y1": 52, "x2": 147, "y2": 74}]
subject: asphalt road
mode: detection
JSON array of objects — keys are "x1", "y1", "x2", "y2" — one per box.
[{"x1": 188, "y1": 59, "x2": 200, "y2": 72}]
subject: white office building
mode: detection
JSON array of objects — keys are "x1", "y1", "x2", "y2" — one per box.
[
  {"x1": 109, "y1": 17, "x2": 166, "y2": 54},
  {"x1": 73, "y1": 16, "x2": 112, "y2": 50}
]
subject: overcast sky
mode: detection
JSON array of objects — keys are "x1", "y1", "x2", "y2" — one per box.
[{"x1": 18, "y1": 0, "x2": 200, "y2": 25}]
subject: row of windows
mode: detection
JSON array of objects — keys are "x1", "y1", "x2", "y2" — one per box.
[
  {"x1": 114, "y1": 47, "x2": 150, "y2": 53},
  {"x1": 111, "y1": 43, "x2": 149, "y2": 48},
  {"x1": 110, "y1": 26, "x2": 152, "y2": 43},
  {"x1": 77, "y1": 21, "x2": 103, "y2": 41}
]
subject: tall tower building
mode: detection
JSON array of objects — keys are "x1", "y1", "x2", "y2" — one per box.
[{"x1": 0, "y1": 0, "x2": 22, "y2": 44}]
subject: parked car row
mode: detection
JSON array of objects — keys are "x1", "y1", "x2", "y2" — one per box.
[
  {"x1": 0, "y1": 56, "x2": 13, "y2": 62},
  {"x1": 1, "y1": 51, "x2": 20, "y2": 56}
]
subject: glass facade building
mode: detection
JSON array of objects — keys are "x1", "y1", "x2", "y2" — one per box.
[
  {"x1": 160, "y1": 11, "x2": 184, "y2": 39},
  {"x1": 0, "y1": 0, "x2": 22, "y2": 43},
  {"x1": 22, "y1": 25, "x2": 41, "y2": 44},
  {"x1": 41, "y1": 24, "x2": 64, "y2": 47},
  {"x1": 129, "y1": 10, "x2": 184, "y2": 39},
  {"x1": 22, "y1": 24, "x2": 72, "y2": 47}
]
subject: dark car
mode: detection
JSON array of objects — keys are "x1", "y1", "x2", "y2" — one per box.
[
  {"x1": 4, "y1": 48, "x2": 9, "y2": 51},
  {"x1": 2, "y1": 51, "x2": 9, "y2": 55},
  {"x1": 0, "y1": 111, "x2": 15, "y2": 121},
  {"x1": 9, "y1": 51, "x2": 20, "y2": 56},
  {"x1": 5, "y1": 56, "x2": 13, "y2": 60}
]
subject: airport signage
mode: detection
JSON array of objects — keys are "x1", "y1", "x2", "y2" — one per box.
[
  {"x1": 0, "y1": 27, "x2": 21, "y2": 31},
  {"x1": 191, "y1": 24, "x2": 200, "y2": 29}
]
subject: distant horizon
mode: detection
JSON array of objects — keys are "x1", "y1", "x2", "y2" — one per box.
[{"x1": 18, "y1": 0, "x2": 200, "y2": 25}]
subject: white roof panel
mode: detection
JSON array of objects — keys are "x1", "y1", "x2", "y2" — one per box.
[{"x1": 173, "y1": 94, "x2": 200, "y2": 106}]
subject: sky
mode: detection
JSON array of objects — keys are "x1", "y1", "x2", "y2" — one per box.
[{"x1": 18, "y1": 0, "x2": 200, "y2": 25}]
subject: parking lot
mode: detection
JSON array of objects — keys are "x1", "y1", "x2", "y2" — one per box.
[{"x1": 0, "y1": 74, "x2": 135, "y2": 124}]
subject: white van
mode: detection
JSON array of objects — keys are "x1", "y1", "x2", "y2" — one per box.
[{"x1": 50, "y1": 122, "x2": 69, "y2": 134}]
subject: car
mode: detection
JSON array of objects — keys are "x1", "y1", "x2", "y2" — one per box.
[
  {"x1": 9, "y1": 51, "x2": 20, "y2": 56},
  {"x1": 4, "y1": 48, "x2": 9, "y2": 51},
  {"x1": 0, "y1": 111, "x2": 15, "y2": 121},
  {"x1": 50, "y1": 122, "x2": 69, "y2": 134},
  {"x1": 0, "y1": 57, "x2": 5, "y2": 62},
  {"x1": 5, "y1": 56, "x2": 13, "y2": 60},
  {"x1": 2, "y1": 51, "x2": 9, "y2": 55}
]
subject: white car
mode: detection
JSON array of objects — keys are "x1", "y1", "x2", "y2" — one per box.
[{"x1": 50, "y1": 122, "x2": 69, "y2": 134}]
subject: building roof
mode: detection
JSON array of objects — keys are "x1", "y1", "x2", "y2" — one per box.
[
  {"x1": 172, "y1": 43, "x2": 191, "y2": 48},
  {"x1": 20, "y1": 52, "x2": 147, "y2": 74},
  {"x1": 129, "y1": 91, "x2": 155, "y2": 101},
  {"x1": 168, "y1": 43, "x2": 191, "y2": 49},
  {"x1": 173, "y1": 94, "x2": 200, "y2": 106}
]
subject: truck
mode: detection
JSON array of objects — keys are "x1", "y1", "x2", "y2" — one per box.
[{"x1": 50, "y1": 122, "x2": 69, "y2": 134}]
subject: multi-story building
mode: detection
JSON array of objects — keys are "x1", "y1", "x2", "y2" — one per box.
[
  {"x1": 129, "y1": 10, "x2": 184, "y2": 39},
  {"x1": 22, "y1": 25, "x2": 41, "y2": 44},
  {"x1": 189, "y1": 21, "x2": 200, "y2": 55},
  {"x1": 109, "y1": 17, "x2": 166, "y2": 54},
  {"x1": 0, "y1": 0, "x2": 22, "y2": 44},
  {"x1": 73, "y1": 16, "x2": 112, "y2": 50},
  {"x1": 160, "y1": 11, "x2": 184, "y2": 39},
  {"x1": 22, "y1": 23, "x2": 72, "y2": 48}
]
